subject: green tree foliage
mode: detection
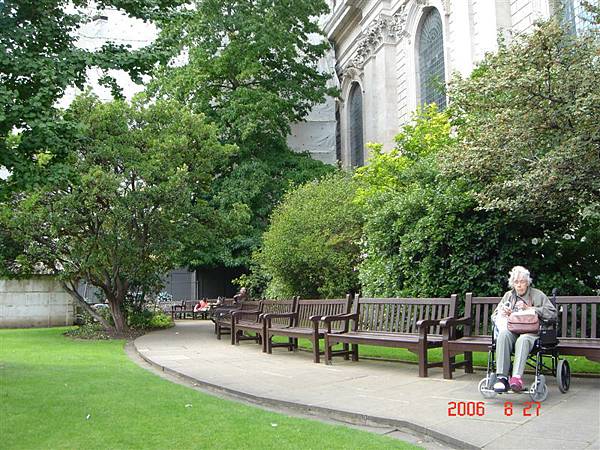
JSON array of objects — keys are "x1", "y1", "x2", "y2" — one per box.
[
  {"x1": 147, "y1": 0, "x2": 337, "y2": 268},
  {"x1": 0, "y1": 0, "x2": 181, "y2": 199},
  {"x1": 149, "y1": 0, "x2": 334, "y2": 151},
  {"x1": 358, "y1": 175, "x2": 537, "y2": 299},
  {"x1": 202, "y1": 148, "x2": 334, "y2": 268},
  {"x1": 355, "y1": 107, "x2": 521, "y2": 298},
  {"x1": 354, "y1": 104, "x2": 454, "y2": 203},
  {"x1": 255, "y1": 172, "x2": 363, "y2": 299},
  {"x1": 442, "y1": 17, "x2": 599, "y2": 293},
  {"x1": 444, "y1": 19, "x2": 599, "y2": 224},
  {"x1": 0, "y1": 94, "x2": 236, "y2": 333}
]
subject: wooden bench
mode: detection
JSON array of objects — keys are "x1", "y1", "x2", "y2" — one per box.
[
  {"x1": 440, "y1": 294, "x2": 497, "y2": 379},
  {"x1": 232, "y1": 299, "x2": 297, "y2": 351},
  {"x1": 264, "y1": 296, "x2": 353, "y2": 363},
  {"x1": 554, "y1": 296, "x2": 600, "y2": 362},
  {"x1": 323, "y1": 295, "x2": 458, "y2": 377},
  {"x1": 213, "y1": 299, "x2": 250, "y2": 339},
  {"x1": 171, "y1": 300, "x2": 196, "y2": 319},
  {"x1": 440, "y1": 293, "x2": 600, "y2": 379}
]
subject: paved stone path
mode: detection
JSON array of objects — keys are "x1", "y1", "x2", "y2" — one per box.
[{"x1": 134, "y1": 321, "x2": 600, "y2": 449}]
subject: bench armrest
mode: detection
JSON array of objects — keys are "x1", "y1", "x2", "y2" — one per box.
[
  {"x1": 440, "y1": 316, "x2": 471, "y2": 340},
  {"x1": 321, "y1": 313, "x2": 358, "y2": 324},
  {"x1": 320, "y1": 313, "x2": 358, "y2": 333},
  {"x1": 440, "y1": 316, "x2": 471, "y2": 328},
  {"x1": 416, "y1": 318, "x2": 443, "y2": 328}
]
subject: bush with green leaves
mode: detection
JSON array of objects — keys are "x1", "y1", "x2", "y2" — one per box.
[
  {"x1": 255, "y1": 172, "x2": 363, "y2": 299},
  {"x1": 127, "y1": 310, "x2": 173, "y2": 330}
]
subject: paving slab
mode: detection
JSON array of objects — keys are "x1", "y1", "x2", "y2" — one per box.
[{"x1": 133, "y1": 321, "x2": 600, "y2": 450}]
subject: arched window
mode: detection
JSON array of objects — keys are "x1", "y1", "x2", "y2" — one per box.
[
  {"x1": 559, "y1": 0, "x2": 598, "y2": 35},
  {"x1": 348, "y1": 82, "x2": 364, "y2": 167},
  {"x1": 418, "y1": 8, "x2": 446, "y2": 109}
]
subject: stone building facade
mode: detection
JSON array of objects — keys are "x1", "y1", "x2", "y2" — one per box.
[{"x1": 323, "y1": 0, "x2": 584, "y2": 168}]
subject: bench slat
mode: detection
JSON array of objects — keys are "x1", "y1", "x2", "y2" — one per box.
[
  {"x1": 562, "y1": 304, "x2": 568, "y2": 337},
  {"x1": 592, "y1": 304, "x2": 597, "y2": 339},
  {"x1": 482, "y1": 304, "x2": 489, "y2": 336},
  {"x1": 399, "y1": 304, "x2": 407, "y2": 333},
  {"x1": 581, "y1": 303, "x2": 587, "y2": 339},
  {"x1": 571, "y1": 304, "x2": 577, "y2": 338}
]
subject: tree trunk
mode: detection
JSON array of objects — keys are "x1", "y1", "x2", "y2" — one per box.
[
  {"x1": 108, "y1": 294, "x2": 129, "y2": 335},
  {"x1": 61, "y1": 281, "x2": 114, "y2": 332}
]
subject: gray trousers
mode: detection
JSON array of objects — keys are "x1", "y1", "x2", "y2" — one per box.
[{"x1": 496, "y1": 330, "x2": 537, "y2": 377}]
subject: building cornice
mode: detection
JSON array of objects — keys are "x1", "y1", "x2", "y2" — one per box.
[{"x1": 338, "y1": 5, "x2": 410, "y2": 78}]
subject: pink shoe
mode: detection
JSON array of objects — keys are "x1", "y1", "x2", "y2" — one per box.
[{"x1": 509, "y1": 376, "x2": 524, "y2": 392}]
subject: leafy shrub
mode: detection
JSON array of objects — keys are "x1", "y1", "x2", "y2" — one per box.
[
  {"x1": 127, "y1": 310, "x2": 173, "y2": 330},
  {"x1": 441, "y1": 18, "x2": 600, "y2": 294},
  {"x1": 358, "y1": 176, "x2": 532, "y2": 303},
  {"x1": 148, "y1": 312, "x2": 174, "y2": 329},
  {"x1": 255, "y1": 171, "x2": 363, "y2": 298},
  {"x1": 75, "y1": 305, "x2": 114, "y2": 327},
  {"x1": 64, "y1": 323, "x2": 111, "y2": 340}
]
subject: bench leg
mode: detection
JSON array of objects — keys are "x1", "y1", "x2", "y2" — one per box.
[
  {"x1": 324, "y1": 334, "x2": 332, "y2": 365},
  {"x1": 418, "y1": 344, "x2": 428, "y2": 378},
  {"x1": 351, "y1": 344, "x2": 359, "y2": 361},
  {"x1": 313, "y1": 339, "x2": 320, "y2": 364},
  {"x1": 442, "y1": 342, "x2": 453, "y2": 379},
  {"x1": 464, "y1": 351, "x2": 473, "y2": 373},
  {"x1": 261, "y1": 324, "x2": 267, "y2": 353},
  {"x1": 216, "y1": 324, "x2": 222, "y2": 340},
  {"x1": 230, "y1": 323, "x2": 236, "y2": 345},
  {"x1": 266, "y1": 333, "x2": 273, "y2": 354}
]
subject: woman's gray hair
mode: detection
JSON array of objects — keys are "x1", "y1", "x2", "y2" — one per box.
[{"x1": 508, "y1": 265, "x2": 532, "y2": 288}]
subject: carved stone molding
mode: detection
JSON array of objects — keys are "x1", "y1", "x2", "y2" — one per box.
[
  {"x1": 341, "y1": 11, "x2": 405, "y2": 74},
  {"x1": 390, "y1": 4, "x2": 409, "y2": 40}
]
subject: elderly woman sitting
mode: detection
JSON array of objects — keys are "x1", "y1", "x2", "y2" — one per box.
[{"x1": 491, "y1": 266, "x2": 557, "y2": 392}]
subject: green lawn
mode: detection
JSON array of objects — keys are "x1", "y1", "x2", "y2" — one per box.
[
  {"x1": 0, "y1": 328, "x2": 418, "y2": 450},
  {"x1": 272, "y1": 337, "x2": 600, "y2": 374}
]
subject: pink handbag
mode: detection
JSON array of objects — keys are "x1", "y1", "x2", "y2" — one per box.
[{"x1": 507, "y1": 309, "x2": 539, "y2": 334}]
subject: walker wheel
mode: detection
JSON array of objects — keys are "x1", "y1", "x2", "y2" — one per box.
[
  {"x1": 557, "y1": 359, "x2": 571, "y2": 393},
  {"x1": 529, "y1": 376, "x2": 548, "y2": 402},
  {"x1": 478, "y1": 376, "x2": 498, "y2": 399}
]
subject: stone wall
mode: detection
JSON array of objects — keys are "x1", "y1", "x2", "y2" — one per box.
[{"x1": 0, "y1": 278, "x2": 75, "y2": 328}]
